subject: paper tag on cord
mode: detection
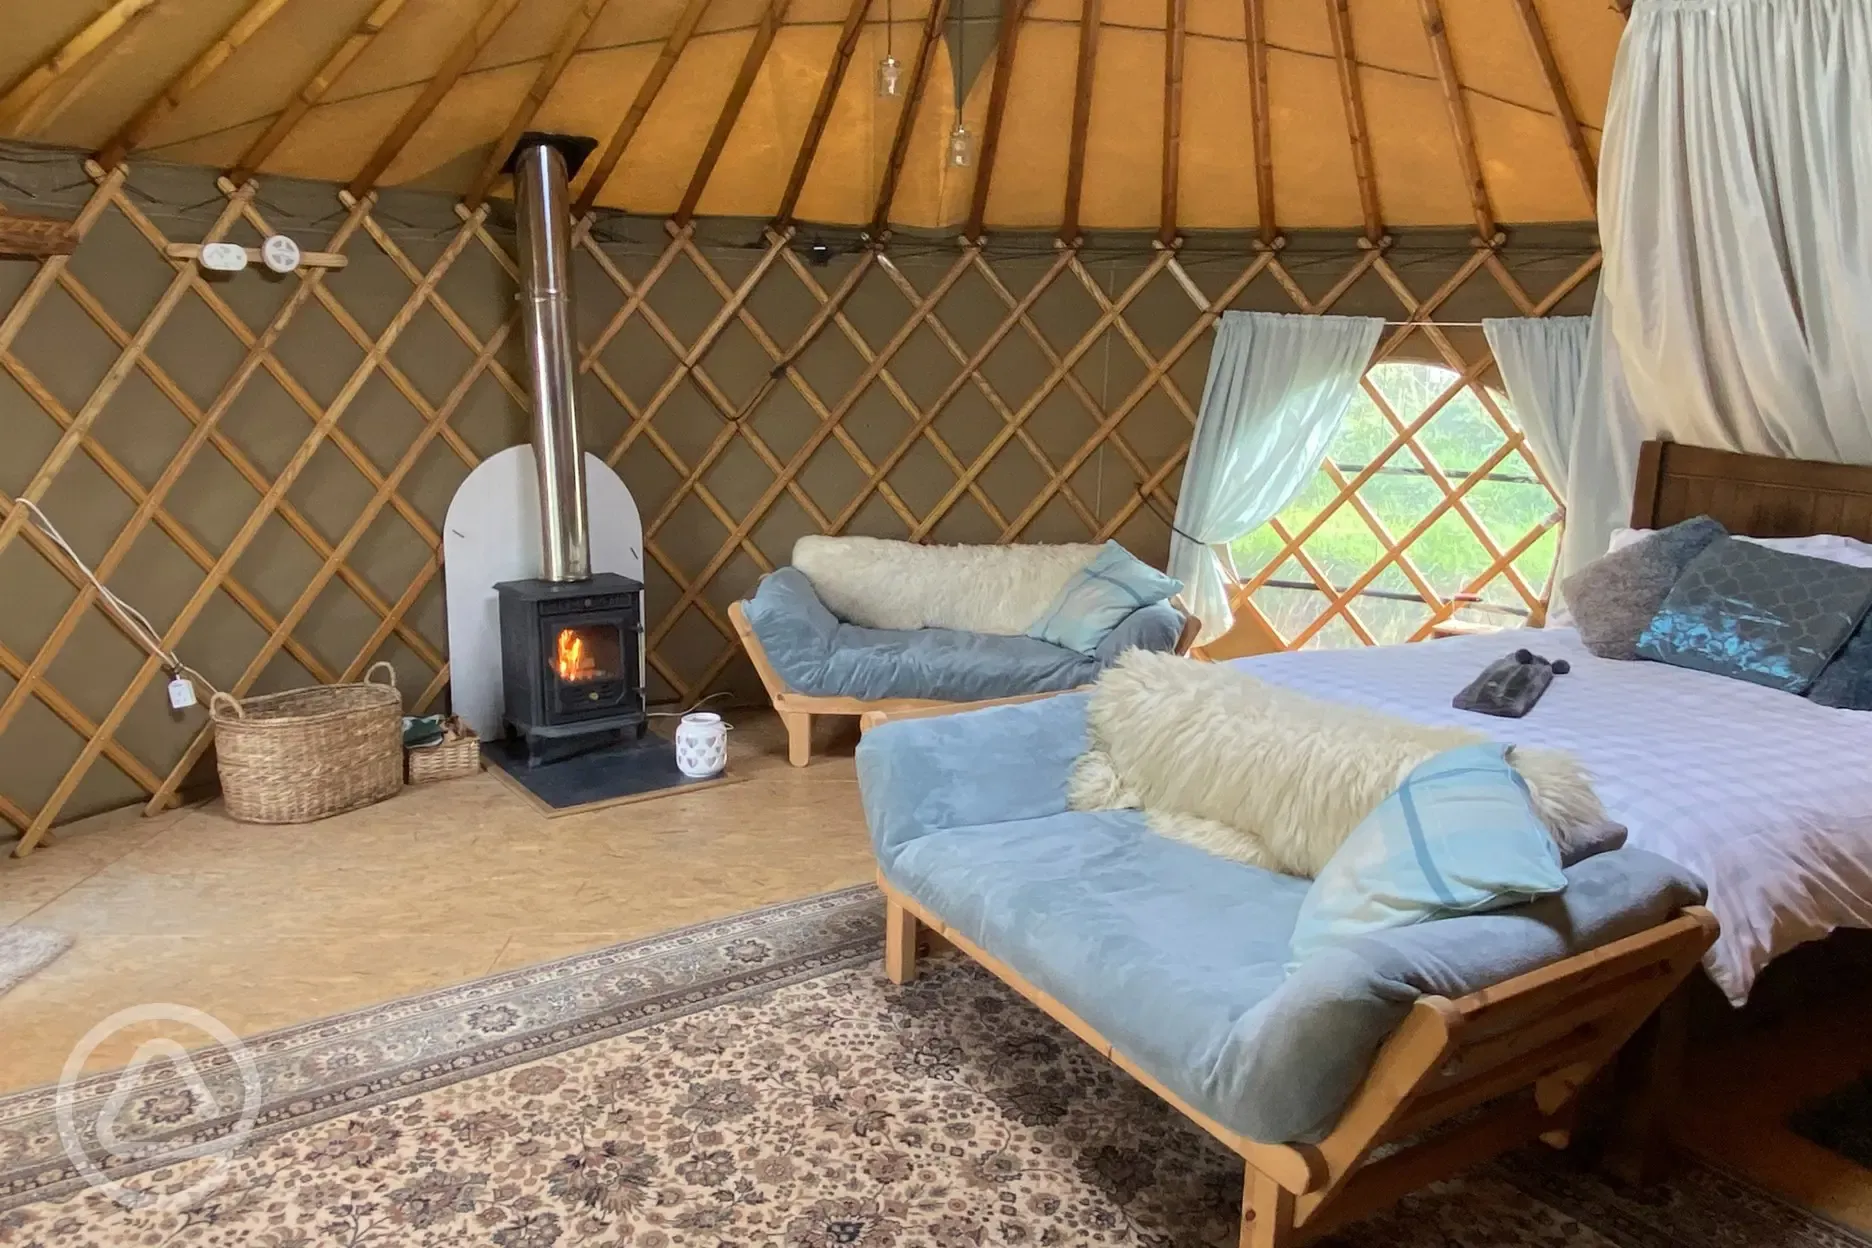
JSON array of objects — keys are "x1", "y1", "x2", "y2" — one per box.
[{"x1": 168, "y1": 676, "x2": 196, "y2": 710}]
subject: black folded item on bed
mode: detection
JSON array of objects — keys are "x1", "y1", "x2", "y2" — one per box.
[{"x1": 1454, "y1": 649, "x2": 1570, "y2": 718}]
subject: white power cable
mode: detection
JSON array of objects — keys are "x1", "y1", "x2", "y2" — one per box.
[{"x1": 13, "y1": 498, "x2": 215, "y2": 706}]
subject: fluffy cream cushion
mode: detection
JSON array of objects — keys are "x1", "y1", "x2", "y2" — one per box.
[
  {"x1": 1068, "y1": 650, "x2": 1607, "y2": 877},
  {"x1": 792, "y1": 536, "x2": 1103, "y2": 635}
]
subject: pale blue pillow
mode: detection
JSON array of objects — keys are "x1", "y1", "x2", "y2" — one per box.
[
  {"x1": 1288, "y1": 743, "x2": 1568, "y2": 967},
  {"x1": 1025, "y1": 542, "x2": 1182, "y2": 654}
]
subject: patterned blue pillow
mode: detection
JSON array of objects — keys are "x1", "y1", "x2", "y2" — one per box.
[
  {"x1": 1636, "y1": 537, "x2": 1872, "y2": 693},
  {"x1": 1289, "y1": 743, "x2": 1567, "y2": 967},
  {"x1": 1026, "y1": 542, "x2": 1182, "y2": 654}
]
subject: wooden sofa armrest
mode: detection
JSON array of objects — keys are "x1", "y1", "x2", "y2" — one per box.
[{"x1": 858, "y1": 687, "x2": 1087, "y2": 734}]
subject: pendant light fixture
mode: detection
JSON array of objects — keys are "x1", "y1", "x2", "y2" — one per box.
[
  {"x1": 948, "y1": 0, "x2": 974, "y2": 166},
  {"x1": 948, "y1": 123, "x2": 974, "y2": 168},
  {"x1": 877, "y1": 0, "x2": 902, "y2": 97}
]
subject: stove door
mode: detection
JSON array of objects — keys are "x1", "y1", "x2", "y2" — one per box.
[{"x1": 545, "y1": 618, "x2": 631, "y2": 718}]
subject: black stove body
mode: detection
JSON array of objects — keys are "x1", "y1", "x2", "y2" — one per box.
[{"x1": 495, "y1": 572, "x2": 647, "y2": 766}]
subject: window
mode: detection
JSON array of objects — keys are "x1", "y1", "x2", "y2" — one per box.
[{"x1": 1228, "y1": 361, "x2": 1561, "y2": 649}]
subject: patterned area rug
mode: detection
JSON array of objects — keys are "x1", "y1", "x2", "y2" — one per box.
[{"x1": 1, "y1": 887, "x2": 1865, "y2": 1247}]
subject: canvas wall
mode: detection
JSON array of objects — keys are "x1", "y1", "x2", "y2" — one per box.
[{"x1": 0, "y1": 149, "x2": 1599, "y2": 831}]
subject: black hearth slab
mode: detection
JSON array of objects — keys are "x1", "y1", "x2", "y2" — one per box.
[{"x1": 482, "y1": 735, "x2": 742, "y2": 817}]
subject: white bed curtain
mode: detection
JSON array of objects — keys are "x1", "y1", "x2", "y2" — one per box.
[
  {"x1": 1169, "y1": 311, "x2": 1382, "y2": 646},
  {"x1": 1586, "y1": 0, "x2": 1872, "y2": 561}
]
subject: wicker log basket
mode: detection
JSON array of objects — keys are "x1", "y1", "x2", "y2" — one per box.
[
  {"x1": 209, "y1": 661, "x2": 404, "y2": 824},
  {"x1": 406, "y1": 716, "x2": 481, "y2": 785}
]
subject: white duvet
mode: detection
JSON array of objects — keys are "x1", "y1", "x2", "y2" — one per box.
[{"x1": 1237, "y1": 629, "x2": 1872, "y2": 1005}]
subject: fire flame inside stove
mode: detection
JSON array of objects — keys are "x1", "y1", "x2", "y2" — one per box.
[{"x1": 555, "y1": 629, "x2": 596, "y2": 682}]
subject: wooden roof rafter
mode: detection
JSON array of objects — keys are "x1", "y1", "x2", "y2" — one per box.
[
  {"x1": 868, "y1": 0, "x2": 951, "y2": 241},
  {"x1": 573, "y1": 0, "x2": 714, "y2": 218},
  {"x1": 464, "y1": 0, "x2": 612, "y2": 210},
  {"x1": 347, "y1": 0, "x2": 524, "y2": 199},
  {"x1": 230, "y1": 0, "x2": 413, "y2": 187},
  {"x1": 1159, "y1": 0, "x2": 1187, "y2": 246},
  {"x1": 675, "y1": 0, "x2": 795, "y2": 228},
  {"x1": 1418, "y1": 0, "x2": 1499, "y2": 243},
  {"x1": 963, "y1": 0, "x2": 1030, "y2": 243},
  {"x1": 1324, "y1": 0, "x2": 1383, "y2": 243},
  {"x1": 96, "y1": 0, "x2": 294, "y2": 171},
  {"x1": 1060, "y1": 0, "x2": 1105, "y2": 245},
  {"x1": 1509, "y1": 0, "x2": 1596, "y2": 210},
  {"x1": 0, "y1": 0, "x2": 159, "y2": 133},
  {"x1": 1243, "y1": 0, "x2": 1276, "y2": 244},
  {"x1": 774, "y1": 0, "x2": 873, "y2": 230}
]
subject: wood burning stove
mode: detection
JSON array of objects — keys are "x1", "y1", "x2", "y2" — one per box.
[
  {"x1": 483, "y1": 130, "x2": 651, "y2": 769},
  {"x1": 496, "y1": 572, "x2": 646, "y2": 766}
]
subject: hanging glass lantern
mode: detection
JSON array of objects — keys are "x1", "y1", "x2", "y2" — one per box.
[
  {"x1": 877, "y1": 53, "x2": 902, "y2": 97},
  {"x1": 948, "y1": 123, "x2": 975, "y2": 168}
]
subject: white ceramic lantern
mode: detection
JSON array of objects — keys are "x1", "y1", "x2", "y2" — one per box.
[{"x1": 674, "y1": 712, "x2": 728, "y2": 779}]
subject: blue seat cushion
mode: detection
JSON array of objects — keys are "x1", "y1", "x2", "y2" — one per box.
[
  {"x1": 1289, "y1": 743, "x2": 1568, "y2": 965},
  {"x1": 882, "y1": 810, "x2": 1309, "y2": 1130},
  {"x1": 745, "y1": 568, "x2": 1105, "y2": 702}
]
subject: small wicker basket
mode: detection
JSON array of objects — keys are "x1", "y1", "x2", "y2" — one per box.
[
  {"x1": 407, "y1": 716, "x2": 481, "y2": 785},
  {"x1": 210, "y1": 661, "x2": 404, "y2": 825}
]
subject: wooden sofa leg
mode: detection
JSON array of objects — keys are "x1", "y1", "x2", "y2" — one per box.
[
  {"x1": 1603, "y1": 987, "x2": 1690, "y2": 1186},
  {"x1": 884, "y1": 898, "x2": 920, "y2": 984},
  {"x1": 782, "y1": 711, "x2": 812, "y2": 767},
  {"x1": 1242, "y1": 1166, "x2": 1296, "y2": 1248}
]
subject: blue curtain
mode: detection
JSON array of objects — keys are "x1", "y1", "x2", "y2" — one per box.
[{"x1": 1169, "y1": 311, "x2": 1383, "y2": 646}]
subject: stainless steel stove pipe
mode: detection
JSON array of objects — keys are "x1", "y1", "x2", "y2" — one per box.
[{"x1": 513, "y1": 140, "x2": 590, "y2": 582}]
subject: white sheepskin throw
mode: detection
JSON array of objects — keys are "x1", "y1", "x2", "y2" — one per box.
[
  {"x1": 792, "y1": 535, "x2": 1103, "y2": 634},
  {"x1": 1068, "y1": 650, "x2": 1607, "y2": 877}
]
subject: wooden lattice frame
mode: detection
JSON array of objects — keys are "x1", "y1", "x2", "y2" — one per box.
[
  {"x1": 0, "y1": 0, "x2": 1606, "y2": 850},
  {"x1": 0, "y1": 175, "x2": 1596, "y2": 851}
]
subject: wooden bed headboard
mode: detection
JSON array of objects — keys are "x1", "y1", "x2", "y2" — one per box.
[{"x1": 1631, "y1": 440, "x2": 1872, "y2": 540}]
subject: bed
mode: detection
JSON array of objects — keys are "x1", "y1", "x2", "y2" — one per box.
[
  {"x1": 1242, "y1": 439, "x2": 1872, "y2": 1003},
  {"x1": 1242, "y1": 625, "x2": 1872, "y2": 1006},
  {"x1": 857, "y1": 439, "x2": 1872, "y2": 1245},
  {"x1": 1407, "y1": 439, "x2": 1864, "y2": 1002}
]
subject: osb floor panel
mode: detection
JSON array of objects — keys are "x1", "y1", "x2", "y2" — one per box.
[
  {"x1": 0, "y1": 709, "x2": 874, "y2": 1092},
  {"x1": 1680, "y1": 994, "x2": 1872, "y2": 1235},
  {"x1": 1, "y1": 708, "x2": 1866, "y2": 1233}
]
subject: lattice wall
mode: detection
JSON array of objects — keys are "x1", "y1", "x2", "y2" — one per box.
[{"x1": 0, "y1": 152, "x2": 1598, "y2": 843}]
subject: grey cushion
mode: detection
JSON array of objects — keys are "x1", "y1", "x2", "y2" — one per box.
[
  {"x1": 1637, "y1": 537, "x2": 1872, "y2": 693},
  {"x1": 1562, "y1": 516, "x2": 1727, "y2": 659},
  {"x1": 1094, "y1": 600, "x2": 1183, "y2": 665},
  {"x1": 1809, "y1": 617, "x2": 1872, "y2": 709}
]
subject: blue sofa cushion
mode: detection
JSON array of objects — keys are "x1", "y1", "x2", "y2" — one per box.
[
  {"x1": 1027, "y1": 541, "x2": 1183, "y2": 654},
  {"x1": 744, "y1": 568, "x2": 1100, "y2": 702},
  {"x1": 1289, "y1": 743, "x2": 1568, "y2": 966},
  {"x1": 858, "y1": 694, "x2": 1708, "y2": 1145}
]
